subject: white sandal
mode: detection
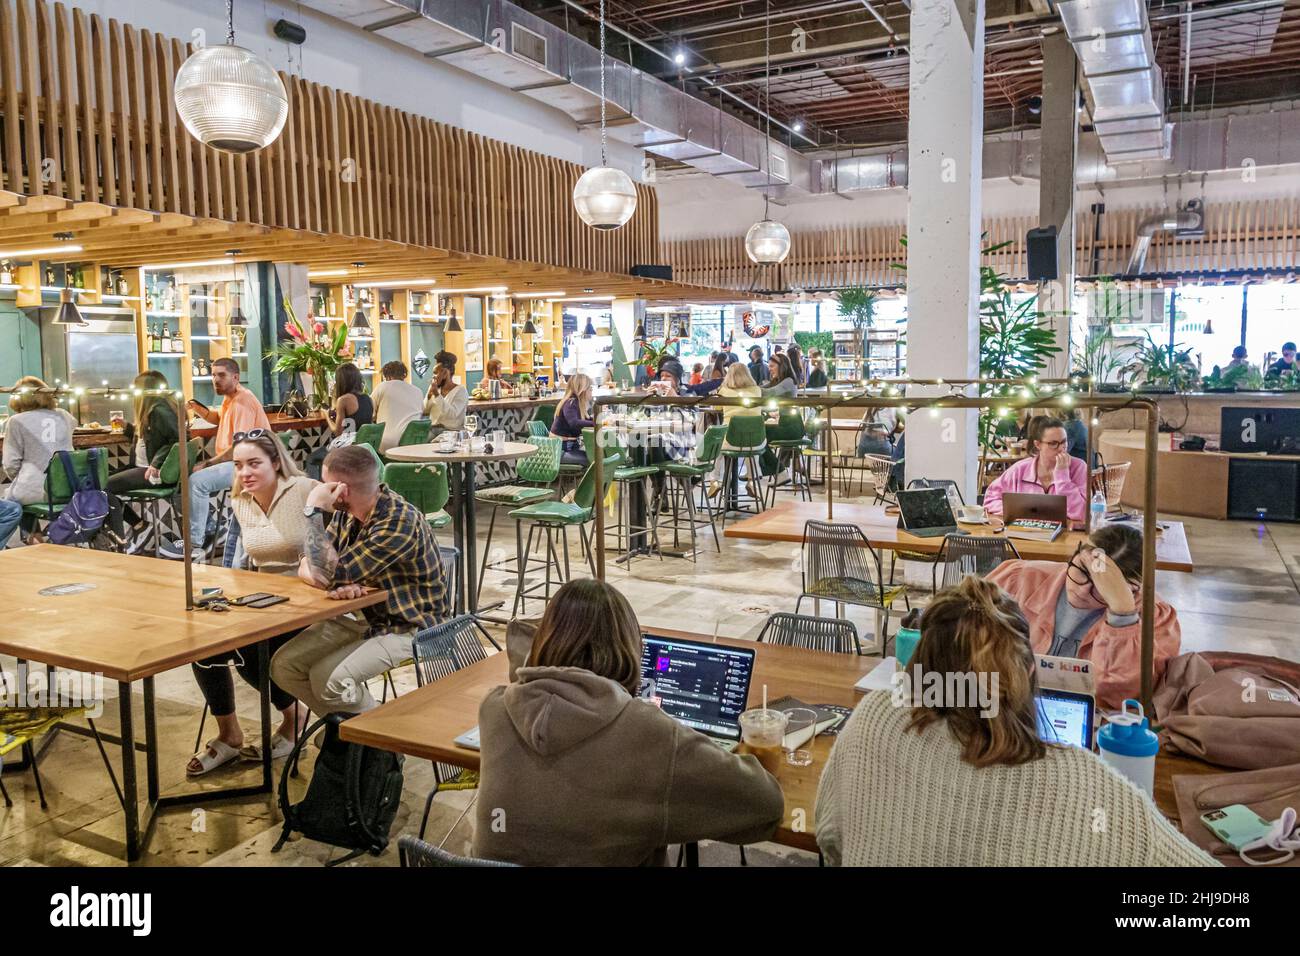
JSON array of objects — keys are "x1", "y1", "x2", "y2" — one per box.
[
  {"x1": 239, "y1": 733, "x2": 295, "y2": 762},
  {"x1": 186, "y1": 738, "x2": 242, "y2": 776}
]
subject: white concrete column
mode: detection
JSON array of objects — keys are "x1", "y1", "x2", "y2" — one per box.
[
  {"x1": 1039, "y1": 32, "x2": 1079, "y2": 378},
  {"x1": 610, "y1": 297, "x2": 646, "y2": 387},
  {"x1": 903, "y1": 0, "x2": 987, "y2": 503}
]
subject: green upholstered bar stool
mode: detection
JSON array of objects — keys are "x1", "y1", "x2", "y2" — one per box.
[
  {"x1": 655, "y1": 423, "x2": 726, "y2": 561},
  {"x1": 473, "y1": 435, "x2": 562, "y2": 606},
  {"x1": 395, "y1": 418, "x2": 432, "y2": 447},
  {"x1": 118, "y1": 439, "x2": 203, "y2": 556},
  {"x1": 352, "y1": 422, "x2": 386, "y2": 456},
  {"x1": 606, "y1": 437, "x2": 663, "y2": 567},
  {"x1": 21, "y1": 448, "x2": 111, "y2": 545},
  {"x1": 531, "y1": 402, "x2": 556, "y2": 431},
  {"x1": 382, "y1": 461, "x2": 453, "y2": 545},
  {"x1": 764, "y1": 410, "x2": 813, "y2": 508},
  {"x1": 718, "y1": 413, "x2": 768, "y2": 528},
  {"x1": 525, "y1": 419, "x2": 549, "y2": 438},
  {"x1": 507, "y1": 449, "x2": 617, "y2": 617}
]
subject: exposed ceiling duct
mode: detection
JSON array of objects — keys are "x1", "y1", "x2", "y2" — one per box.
[
  {"x1": 295, "y1": 0, "x2": 813, "y2": 195},
  {"x1": 813, "y1": 103, "x2": 1300, "y2": 194},
  {"x1": 1125, "y1": 202, "x2": 1205, "y2": 275},
  {"x1": 1056, "y1": 0, "x2": 1169, "y2": 164}
]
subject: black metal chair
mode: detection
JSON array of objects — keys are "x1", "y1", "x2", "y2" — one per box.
[
  {"x1": 888, "y1": 478, "x2": 968, "y2": 595},
  {"x1": 796, "y1": 520, "x2": 907, "y2": 655},
  {"x1": 411, "y1": 615, "x2": 501, "y2": 840},
  {"x1": 757, "y1": 611, "x2": 861, "y2": 655},
  {"x1": 933, "y1": 534, "x2": 1021, "y2": 591},
  {"x1": 398, "y1": 833, "x2": 518, "y2": 867}
]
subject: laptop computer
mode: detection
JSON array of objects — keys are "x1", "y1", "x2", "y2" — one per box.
[
  {"x1": 1035, "y1": 687, "x2": 1096, "y2": 749},
  {"x1": 1003, "y1": 491, "x2": 1069, "y2": 525},
  {"x1": 638, "y1": 635, "x2": 756, "y2": 750},
  {"x1": 896, "y1": 487, "x2": 964, "y2": 538}
]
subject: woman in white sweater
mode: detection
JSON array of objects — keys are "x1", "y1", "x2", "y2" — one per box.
[{"x1": 815, "y1": 575, "x2": 1217, "y2": 867}]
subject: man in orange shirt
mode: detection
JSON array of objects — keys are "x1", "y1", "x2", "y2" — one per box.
[{"x1": 161, "y1": 357, "x2": 271, "y2": 562}]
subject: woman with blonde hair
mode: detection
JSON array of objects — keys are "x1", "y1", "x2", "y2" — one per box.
[
  {"x1": 106, "y1": 370, "x2": 180, "y2": 542},
  {"x1": 186, "y1": 429, "x2": 314, "y2": 775},
  {"x1": 3, "y1": 376, "x2": 78, "y2": 544},
  {"x1": 550, "y1": 371, "x2": 595, "y2": 465},
  {"x1": 815, "y1": 575, "x2": 1215, "y2": 867},
  {"x1": 474, "y1": 579, "x2": 784, "y2": 865},
  {"x1": 706, "y1": 363, "x2": 765, "y2": 498}
]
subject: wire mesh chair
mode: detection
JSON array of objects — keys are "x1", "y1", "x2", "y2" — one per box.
[
  {"x1": 796, "y1": 520, "x2": 908, "y2": 655},
  {"x1": 411, "y1": 615, "x2": 501, "y2": 840},
  {"x1": 867, "y1": 455, "x2": 901, "y2": 506},
  {"x1": 1090, "y1": 461, "x2": 1132, "y2": 516},
  {"x1": 907, "y1": 476, "x2": 966, "y2": 506},
  {"x1": 934, "y1": 533, "x2": 1021, "y2": 591},
  {"x1": 398, "y1": 834, "x2": 518, "y2": 868},
  {"x1": 757, "y1": 611, "x2": 861, "y2": 655}
]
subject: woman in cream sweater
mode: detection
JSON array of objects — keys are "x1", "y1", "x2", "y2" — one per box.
[
  {"x1": 187, "y1": 430, "x2": 315, "y2": 775},
  {"x1": 815, "y1": 575, "x2": 1216, "y2": 867}
]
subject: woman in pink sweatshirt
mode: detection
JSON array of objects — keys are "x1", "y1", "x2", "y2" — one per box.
[
  {"x1": 986, "y1": 524, "x2": 1181, "y2": 710},
  {"x1": 983, "y1": 418, "x2": 1089, "y2": 526}
]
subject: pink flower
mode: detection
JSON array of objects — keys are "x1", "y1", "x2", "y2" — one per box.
[
  {"x1": 313, "y1": 321, "x2": 324, "y2": 334},
  {"x1": 284, "y1": 321, "x2": 301, "y2": 339}
]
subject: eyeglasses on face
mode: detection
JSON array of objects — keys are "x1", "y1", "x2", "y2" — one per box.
[{"x1": 1038, "y1": 439, "x2": 1068, "y2": 450}]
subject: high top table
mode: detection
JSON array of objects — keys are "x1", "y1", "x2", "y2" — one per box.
[
  {"x1": 723, "y1": 500, "x2": 1194, "y2": 572},
  {"x1": 0, "y1": 545, "x2": 385, "y2": 861},
  {"x1": 385, "y1": 441, "x2": 538, "y2": 613}
]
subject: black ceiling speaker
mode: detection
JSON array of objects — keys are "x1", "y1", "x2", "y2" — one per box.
[
  {"x1": 274, "y1": 19, "x2": 306, "y2": 45},
  {"x1": 1026, "y1": 225, "x2": 1058, "y2": 282}
]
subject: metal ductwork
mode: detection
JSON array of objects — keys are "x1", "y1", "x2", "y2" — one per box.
[
  {"x1": 1125, "y1": 202, "x2": 1205, "y2": 275},
  {"x1": 296, "y1": 0, "x2": 813, "y2": 195},
  {"x1": 1056, "y1": 0, "x2": 1169, "y2": 164},
  {"x1": 812, "y1": 104, "x2": 1300, "y2": 195}
]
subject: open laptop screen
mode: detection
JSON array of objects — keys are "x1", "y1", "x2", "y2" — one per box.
[
  {"x1": 897, "y1": 487, "x2": 955, "y2": 531},
  {"x1": 639, "y1": 636, "x2": 755, "y2": 741},
  {"x1": 1035, "y1": 688, "x2": 1095, "y2": 749}
]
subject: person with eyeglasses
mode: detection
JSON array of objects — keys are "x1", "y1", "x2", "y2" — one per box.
[
  {"x1": 186, "y1": 429, "x2": 313, "y2": 775},
  {"x1": 986, "y1": 523, "x2": 1182, "y2": 710},
  {"x1": 161, "y1": 357, "x2": 271, "y2": 563},
  {"x1": 983, "y1": 418, "x2": 1089, "y2": 526}
]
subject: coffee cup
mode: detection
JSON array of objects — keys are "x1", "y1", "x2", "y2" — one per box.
[
  {"x1": 739, "y1": 708, "x2": 789, "y2": 775},
  {"x1": 959, "y1": 505, "x2": 985, "y2": 523}
]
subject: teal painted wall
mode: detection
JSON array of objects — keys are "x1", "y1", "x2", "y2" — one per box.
[
  {"x1": 464, "y1": 297, "x2": 484, "y2": 392},
  {"x1": 0, "y1": 297, "x2": 43, "y2": 387},
  {"x1": 410, "y1": 323, "x2": 444, "y2": 393}
]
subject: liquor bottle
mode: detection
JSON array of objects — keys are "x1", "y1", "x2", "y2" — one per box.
[
  {"x1": 172, "y1": 325, "x2": 184, "y2": 353},
  {"x1": 199, "y1": 358, "x2": 209, "y2": 377},
  {"x1": 0, "y1": 261, "x2": 12, "y2": 285},
  {"x1": 145, "y1": 283, "x2": 154, "y2": 311},
  {"x1": 161, "y1": 322, "x2": 172, "y2": 352},
  {"x1": 103, "y1": 270, "x2": 113, "y2": 294},
  {"x1": 191, "y1": 359, "x2": 200, "y2": 378},
  {"x1": 117, "y1": 272, "x2": 129, "y2": 296},
  {"x1": 44, "y1": 264, "x2": 55, "y2": 287}
]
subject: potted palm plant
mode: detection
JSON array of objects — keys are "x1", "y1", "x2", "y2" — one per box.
[
  {"x1": 833, "y1": 287, "x2": 878, "y2": 379},
  {"x1": 1124, "y1": 331, "x2": 1199, "y2": 393}
]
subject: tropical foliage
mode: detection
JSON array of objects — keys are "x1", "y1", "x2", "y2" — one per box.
[
  {"x1": 1123, "y1": 331, "x2": 1200, "y2": 392},
  {"x1": 270, "y1": 297, "x2": 354, "y2": 408}
]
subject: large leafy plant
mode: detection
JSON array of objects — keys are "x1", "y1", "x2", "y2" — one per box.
[
  {"x1": 1071, "y1": 279, "x2": 1130, "y2": 388},
  {"x1": 833, "y1": 287, "x2": 878, "y2": 379},
  {"x1": 1124, "y1": 331, "x2": 1199, "y2": 392},
  {"x1": 626, "y1": 338, "x2": 678, "y2": 373},
  {"x1": 270, "y1": 296, "x2": 353, "y2": 408}
]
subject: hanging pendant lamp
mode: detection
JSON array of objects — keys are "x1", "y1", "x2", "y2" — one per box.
[
  {"x1": 573, "y1": 0, "x2": 637, "y2": 230},
  {"x1": 744, "y1": 1, "x2": 791, "y2": 265},
  {"x1": 348, "y1": 263, "x2": 370, "y2": 334},
  {"x1": 53, "y1": 287, "x2": 87, "y2": 326},
  {"x1": 174, "y1": 1, "x2": 288, "y2": 154},
  {"x1": 226, "y1": 250, "x2": 247, "y2": 326},
  {"x1": 446, "y1": 304, "x2": 462, "y2": 333}
]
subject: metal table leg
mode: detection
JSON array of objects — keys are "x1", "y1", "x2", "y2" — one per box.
[
  {"x1": 449, "y1": 463, "x2": 467, "y2": 614},
  {"x1": 118, "y1": 681, "x2": 142, "y2": 862},
  {"x1": 463, "y1": 462, "x2": 479, "y2": 612}
]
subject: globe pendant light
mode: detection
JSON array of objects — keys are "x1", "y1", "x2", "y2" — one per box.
[
  {"x1": 744, "y1": 1, "x2": 791, "y2": 265},
  {"x1": 174, "y1": 0, "x2": 289, "y2": 154},
  {"x1": 573, "y1": 0, "x2": 637, "y2": 230}
]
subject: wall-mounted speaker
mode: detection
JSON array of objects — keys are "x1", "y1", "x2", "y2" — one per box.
[
  {"x1": 274, "y1": 19, "x2": 306, "y2": 45},
  {"x1": 1026, "y1": 225, "x2": 1058, "y2": 282}
]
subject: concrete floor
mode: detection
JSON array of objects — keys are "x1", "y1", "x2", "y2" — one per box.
[{"x1": 2, "y1": 486, "x2": 1298, "y2": 867}]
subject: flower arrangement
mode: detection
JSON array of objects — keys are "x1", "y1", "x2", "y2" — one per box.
[{"x1": 270, "y1": 296, "x2": 353, "y2": 409}]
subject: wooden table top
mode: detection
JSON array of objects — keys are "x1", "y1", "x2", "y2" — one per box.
[
  {"x1": 341, "y1": 624, "x2": 1210, "y2": 855},
  {"x1": 340, "y1": 629, "x2": 876, "y2": 853},
  {"x1": 723, "y1": 500, "x2": 1195, "y2": 572},
  {"x1": 0, "y1": 545, "x2": 386, "y2": 682},
  {"x1": 384, "y1": 441, "x2": 539, "y2": 464}
]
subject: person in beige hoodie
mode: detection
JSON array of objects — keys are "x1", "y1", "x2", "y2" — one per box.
[{"x1": 474, "y1": 579, "x2": 785, "y2": 866}]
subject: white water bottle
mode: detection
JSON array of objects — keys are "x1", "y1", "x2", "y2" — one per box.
[
  {"x1": 1096, "y1": 699, "x2": 1159, "y2": 797},
  {"x1": 1090, "y1": 490, "x2": 1107, "y2": 529}
]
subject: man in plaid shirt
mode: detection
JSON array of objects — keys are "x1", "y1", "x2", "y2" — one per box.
[{"x1": 271, "y1": 445, "x2": 450, "y2": 716}]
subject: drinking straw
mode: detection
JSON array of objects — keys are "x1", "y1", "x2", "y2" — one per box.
[{"x1": 763, "y1": 684, "x2": 768, "y2": 711}]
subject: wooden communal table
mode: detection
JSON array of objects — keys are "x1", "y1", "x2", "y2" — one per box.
[
  {"x1": 723, "y1": 500, "x2": 1195, "y2": 572},
  {"x1": 341, "y1": 627, "x2": 1213, "y2": 859},
  {"x1": 384, "y1": 441, "x2": 538, "y2": 614},
  {"x1": 0, "y1": 545, "x2": 385, "y2": 861},
  {"x1": 341, "y1": 629, "x2": 875, "y2": 854}
]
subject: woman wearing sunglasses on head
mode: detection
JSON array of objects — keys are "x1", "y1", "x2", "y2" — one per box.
[
  {"x1": 983, "y1": 418, "x2": 1088, "y2": 527},
  {"x1": 986, "y1": 523, "x2": 1182, "y2": 710},
  {"x1": 186, "y1": 429, "x2": 314, "y2": 776}
]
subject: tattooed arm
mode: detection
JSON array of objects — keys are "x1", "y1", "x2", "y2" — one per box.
[{"x1": 298, "y1": 481, "x2": 347, "y2": 589}]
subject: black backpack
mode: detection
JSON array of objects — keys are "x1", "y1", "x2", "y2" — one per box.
[
  {"x1": 46, "y1": 449, "x2": 109, "y2": 545},
  {"x1": 273, "y1": 713, "x2": 404, "y2": 865}
]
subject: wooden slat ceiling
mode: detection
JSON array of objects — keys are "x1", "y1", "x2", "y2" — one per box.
[{"x1": 0, "y1": 0, "x2": 744, "y2": 303}]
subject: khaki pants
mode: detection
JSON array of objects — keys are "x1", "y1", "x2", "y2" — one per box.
[{"x1": 269, "y1": 616, "x2": 414, "y2": 718}]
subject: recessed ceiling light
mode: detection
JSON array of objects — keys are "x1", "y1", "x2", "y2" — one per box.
[
  {"x1": 0, "y1": 243, "x2": 83, "y2": 259},
  {"x1": 674, "y1": 50, "x2": 686, "y2": 65},
  {"x1": 793, "y1": 120, "x2": 804, "y2": 133}
]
